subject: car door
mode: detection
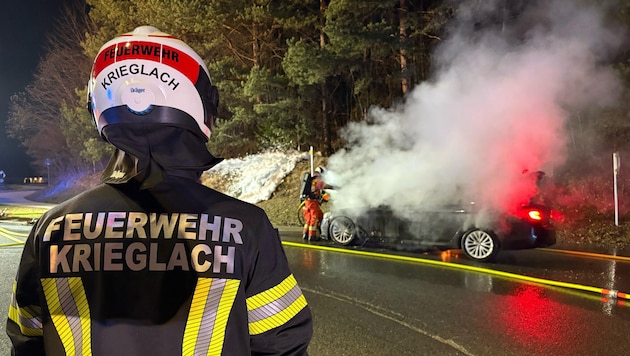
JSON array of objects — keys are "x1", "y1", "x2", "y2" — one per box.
[
  {"x1": 354, "y1": 206, "x2": 406, "y2": 241},
  {"x1": 404, "y1": 204, "x2": 472, "y2": 247}
]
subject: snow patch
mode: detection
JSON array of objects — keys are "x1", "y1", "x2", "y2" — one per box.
[{"x1": 203, "y1": 150, "x2": 308, "y2": 204}]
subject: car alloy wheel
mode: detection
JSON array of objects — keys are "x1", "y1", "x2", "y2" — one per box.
[
  {"x1": 329, "y1": 216, "x2": 356, "y2": 246},
  {"x1": 461, "y1": 229, "x2": 499, "y2": 262}
]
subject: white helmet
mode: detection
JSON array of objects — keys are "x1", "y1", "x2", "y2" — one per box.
[
  {"x1": 314, "y1": 166, "x2": 325, "y2": 175},
  {"x1": 87, "y1": 26, "x2": 218, "y2": 141}
]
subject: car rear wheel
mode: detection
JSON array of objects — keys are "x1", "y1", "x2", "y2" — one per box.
[
  {"x1": 461, "y1": 229, "x2": 499, "y2": 262},
  {"x1": 329, "y1": 216, "x2": 357, "y2": 246}
]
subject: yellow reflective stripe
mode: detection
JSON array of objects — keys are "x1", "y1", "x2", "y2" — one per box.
[
  {"x1": 248, "y1": 295, "x2": 307, "y2": 335},
  {"x1": 208, "y1": 279, "x2": 239, "y2": 355},
  {"x1": 68, "y1": 278, "x2": 92, "y2": 356},
  {"x1": 42, "y1": 278, "x2": 92, "y2": 356},
  {"x1": 42, "y1": 278, "x2": 76, "y2": 356},
  {"x1": 247, "y1": 274, "x2": 298, "y2": 309},
  {"x1": 183, "y1": 278, "x2": 240, "y2": 356},
  {"x1": 8, "y1": 281, "x2": 43, "y2": 336},
  {"x1": 183, "y1": 278, "x2": 211, "y2": 356},
  {"x1": 246, "y1": 274, "x2": 308, "y2": 335}
]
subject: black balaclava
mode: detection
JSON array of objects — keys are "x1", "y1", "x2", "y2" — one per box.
[{"x1": 100, "y1": 123, "x2": 223, "y2": 189}]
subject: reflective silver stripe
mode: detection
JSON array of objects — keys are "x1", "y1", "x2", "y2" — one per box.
[
  {"x1": 246, "y1": 274, "x2": 308, "y2": 335},
  {"x1": 183, "y1": 278, "x2": 240, "y2": 356},
  {"x1": 42, "y1": 277, "x2": 92, "y2": 356},
  {"x1": 16, "y1": 311, "x2": 43, "y2": 331},
  {"x1": 194, "y1": 278, "x2": 224, "y2": 355},
  {"x1": 56, "y1": 278, "x2": 84, "y2": 353},
  {"x1": 247, "y1": 286, "x2": 302, "y2": 323},
  {"x1": 8, "y1": 281, "x2": 43, "y2": 336}
]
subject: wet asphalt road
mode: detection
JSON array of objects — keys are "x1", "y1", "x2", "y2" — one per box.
[
  {"x1": 1, "y1": 212, "x2": 630, "y2": 354},
  {"x1": 281, "y1": 228, "x2": 630, "y2": 355},
  {"x1": 0, "y1": 221, "x2": 32, "y2": 355}
]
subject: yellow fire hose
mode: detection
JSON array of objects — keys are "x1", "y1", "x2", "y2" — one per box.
[
  {"x1": 283, "y1": 241, "x2": 630, "y2": 300},
  {"x1": 0, "y1": 227, "x2": 28, "y2": 246},
  {"x1": 3, "y1": 226, "x2": 628, "y2": 300}
]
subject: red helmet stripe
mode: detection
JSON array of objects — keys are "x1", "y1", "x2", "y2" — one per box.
[{"x1": 92, "y1": 40, "x2": 200, "y2": 83}]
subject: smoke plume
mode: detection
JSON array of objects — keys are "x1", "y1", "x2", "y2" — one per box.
[{"x1": 327, "y1": 0, "x2": 624, "y2": 221}]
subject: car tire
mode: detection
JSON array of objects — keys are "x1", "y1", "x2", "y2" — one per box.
[
  {"x1": 329, "y1": 216, "x2": 357, "y2": 246},
  {"x1": 460, "y1": 229, "x2": 500, "y2": 262}
]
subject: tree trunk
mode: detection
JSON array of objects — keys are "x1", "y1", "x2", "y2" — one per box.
[
  {"x1": 320, "y1": 0, "x2": 332, "y2": 154},
  {"x1": 399, "y1": 0, "x2": 409, "y2": 95}
]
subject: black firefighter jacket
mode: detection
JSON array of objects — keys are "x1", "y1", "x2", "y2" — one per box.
[{"x1": 7, "y1": 175, "x2": 313, "y2": 355}]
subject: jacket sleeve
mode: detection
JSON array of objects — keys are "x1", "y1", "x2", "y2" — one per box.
[
  {"x1": 246, "y1": 220, "x2": 313, "y2": 355},
  {"x1": 6, "y1": 227, "x2": 45, "y2": 356}
]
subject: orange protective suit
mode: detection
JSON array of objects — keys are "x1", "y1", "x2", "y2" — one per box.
[{"x1": 302, "y1": 175, "x2": 328, "y2": 240}]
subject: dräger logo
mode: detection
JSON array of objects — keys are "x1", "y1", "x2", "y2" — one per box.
[{"x1": 130, "y1": 87, "x2": 146, "y2": 93}]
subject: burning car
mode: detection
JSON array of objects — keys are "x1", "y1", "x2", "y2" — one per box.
[{"x1": 320, "y1": 201, "x2": 559, "y2": 262}]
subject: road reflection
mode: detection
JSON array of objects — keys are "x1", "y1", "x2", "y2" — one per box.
[
  {"x1": 284, "y1": 233, "x2": 630, "y2": 322},
  {"x1": 284, "y1": 242, "x2": 630, "y2": 355},
  {"x1": 490, "y1": 284, "x2": 580, "y2": 354}
]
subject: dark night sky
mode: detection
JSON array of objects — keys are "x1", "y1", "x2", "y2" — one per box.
[{"x1": 0, "y1": 0, "x2": 69, "y2": 180}]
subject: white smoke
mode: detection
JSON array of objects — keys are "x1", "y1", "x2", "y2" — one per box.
[{"x1": 327, "y1": 0, "x2": 624, "y2": 220}]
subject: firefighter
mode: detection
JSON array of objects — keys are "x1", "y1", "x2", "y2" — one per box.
[
  {"x1": 7, "y1": 26, "x2": 312, "y2": 355},
  {"x1": 302, "y1": 166, "x2": 331, "y2": 241},
  {"x1": 522, "y1": 169, "x2": 554, "y2": 205}
]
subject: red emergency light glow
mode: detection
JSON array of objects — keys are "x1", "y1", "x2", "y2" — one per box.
[
  {"x1": 549, "y1": 209, "x2": 564, "y2": 222},
  {"x1": 515, "y1": 206, "x2": 564, "y2": 225},
  {"x1": 528, "y1": 210, "x2": 543, "y2": 221},
  {"x1": 515, "y1": 207, "x2": 547, "y2": 223}
]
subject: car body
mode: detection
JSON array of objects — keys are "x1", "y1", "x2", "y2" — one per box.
[{"x1": 320, "y1": 202, "x2": 558, "y2": 262}]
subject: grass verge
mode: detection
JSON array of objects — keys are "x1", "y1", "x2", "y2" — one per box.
[{"x1": 0, "y1": 205, "x2": 49, "y2": 221}]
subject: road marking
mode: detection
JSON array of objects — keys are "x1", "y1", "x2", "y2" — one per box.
[{"x1": 283, "y1": 241, "x2": 630, "y2": 301}]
